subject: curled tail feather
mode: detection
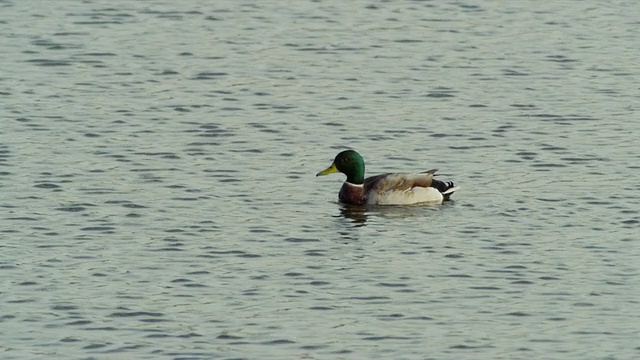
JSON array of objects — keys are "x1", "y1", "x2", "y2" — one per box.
[{"x1": 430, "y1": 179, "x2": 459, "y2": 200}]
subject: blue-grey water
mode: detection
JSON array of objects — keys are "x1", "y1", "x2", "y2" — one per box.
[{"x1": 2, "y1": 1, "x2": 639, "y2": 359}]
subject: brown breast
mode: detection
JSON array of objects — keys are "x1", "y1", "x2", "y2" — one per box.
[{"x1": 338, "y1": 182, "x2": 366, "y2": 205}]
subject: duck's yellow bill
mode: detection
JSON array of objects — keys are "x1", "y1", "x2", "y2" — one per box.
[{"x1": 316, "y1": 163, "x2": 338, "y2": 177}]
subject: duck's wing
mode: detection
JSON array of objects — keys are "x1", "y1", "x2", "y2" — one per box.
[{"x1": 364, "y1": 170, "x2": 437, "y2": 194}]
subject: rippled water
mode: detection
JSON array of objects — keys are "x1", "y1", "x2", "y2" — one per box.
[{"x1": 2, "y1": 1, "x2": 639, "y2": 359}]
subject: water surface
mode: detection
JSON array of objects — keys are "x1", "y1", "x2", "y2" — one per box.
[{"x1": 1, "y1": 1, "x2": 639, "y2": 359}]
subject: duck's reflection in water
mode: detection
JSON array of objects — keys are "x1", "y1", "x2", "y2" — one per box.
[
  {"x1": 337, "y1": 203, "x2": 369, "y2": 226},
  {"x1": 336, "y1": 201, "x2": 446, "y2": 226}
]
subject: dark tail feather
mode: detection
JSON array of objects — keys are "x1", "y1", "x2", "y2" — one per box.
[{"x1": 430, "y1": 179, "x2": 458, "y2": 201}]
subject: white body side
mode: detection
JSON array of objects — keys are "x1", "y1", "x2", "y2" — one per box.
[{"x1": 367, "y1": 186, "x2": 444, "y2": 205}]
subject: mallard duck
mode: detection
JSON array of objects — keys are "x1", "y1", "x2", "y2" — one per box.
[{"x1": 316, "y1": 150, "x2": 458, "y2": 205}]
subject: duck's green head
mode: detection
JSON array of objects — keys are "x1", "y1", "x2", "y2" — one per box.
[{"x1": 316, "y1": 149, "x2": 365, "y2": 184}]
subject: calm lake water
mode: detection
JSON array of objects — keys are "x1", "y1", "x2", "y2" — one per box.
[{"x1": 2, "y1": 1, "x2": 639, "y2": 359}]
